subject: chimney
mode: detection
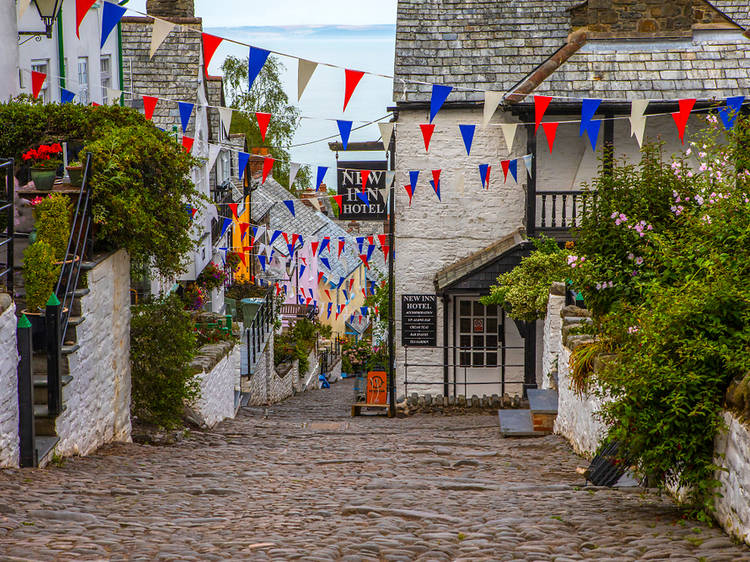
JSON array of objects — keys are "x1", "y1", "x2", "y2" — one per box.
[
  {"x1": 248, "y1": 147, "x2": 270, "y2": 180},
  {"x1": 299, "y1": 189, "x2": 320, "y2": 211},
  {"x1": 146, "y1": 0, "x2": 195, "y2": 18}
]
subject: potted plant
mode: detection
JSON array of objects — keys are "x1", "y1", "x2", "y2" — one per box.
[
  {"x1": 66, "y1": 159, "x2": 84, "y2": 188},
  {"x1": 22, "y1": 143, "x2": 63, "y2": 191},
  {"x1": 22, "y1": 240, "x2": 61, "y2": 350},
  {"x1": 33, "y1": 193, "x2": 72, "y2": 262}
]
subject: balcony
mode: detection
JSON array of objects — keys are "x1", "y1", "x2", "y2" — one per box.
[{"x1": 534, "y1": 190, "x2": 597, "y2": 241}]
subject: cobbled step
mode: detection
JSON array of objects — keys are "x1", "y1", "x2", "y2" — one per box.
[
  {"x1": 61, "y1": 344, "x2": 80, "y2": 356},
  {"x1": 33, "y1": 375, "x2": 73, "y2": 404},
  {"x1": 64, "y1": 315, "x2": 85, "y2": 343},
  {"x1": 35, "y1": 436, "x2": 59, "y2": 468},
  {"x1": 498, "y1": 409, "x2": 546, "y2": 437},
  {"x1": 32, "y1": 353, "x2": 70, "y2": 377}
]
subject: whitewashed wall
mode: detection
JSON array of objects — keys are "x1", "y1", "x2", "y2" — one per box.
[
  {"x1": 187, "y1": 344, "x2": 240, "y2": 429},
  {"x1": 714, "y1": 411, "x2": 750, "y2": 547},
  {"x1": 542, "y1": 286, "x2": 566, "y2": 390},
  {"x1": 241, "y1": 330, "x2": 274, "y2": 406},
  {"x1": 0, "y1": 3, "x2": 19, "y2": 101},
  {"x1": 56, "y1": 250, "x2": 132, "y2": 457},
  {"x1": 0, "y1": 299, "x2": 19, "y2": 468}
]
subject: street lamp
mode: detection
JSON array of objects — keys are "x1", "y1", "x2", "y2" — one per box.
[{"x1": 19, "y1": 0, "x2": 63, "y2": 39}]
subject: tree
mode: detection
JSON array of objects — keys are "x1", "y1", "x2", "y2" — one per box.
[{"x1": 221, "y1": 55, "x2": 311, "y2": 194}]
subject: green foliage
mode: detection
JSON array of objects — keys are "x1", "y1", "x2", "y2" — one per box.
[
  {"x1": 34, "y1": 193, "x2": 71, "y2": 261},
  {"x1": 481, "y1": 236, "x2": 568, "y2": 322},
  {"x1": 221, "y1": 55, "x2": 311, "y2": 193},
  {"x1": 569, "y1": 115, "x2": 750, "y2": 517},
  {"x1": 22, "y1": 241, "x2": 60, "y2": 311},
  {"x1": 342, "y1": 337, "x2": 371, "y2": 373},
  {"x1": 364, "y1": 276, "x2": 389, "y2": 341},
  {"x1": 130, "y1": 294, "x2": 200, "y2": 429},
  {"x1": 273, "y1": 318, "x2": 325, "y2": 373},
  {"x1": 84, "y1": 125, "x2": 202, "y2": 278}
]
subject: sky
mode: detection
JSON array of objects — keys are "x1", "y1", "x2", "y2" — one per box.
[{"x1": 124, "y1": 0, "x2": 397, "y2": 27}]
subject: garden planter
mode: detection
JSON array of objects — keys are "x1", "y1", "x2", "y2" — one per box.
[
  {"x1": 30, "y1": 167, "x2": 56, "y2": 191},
  {"x1": 22, "y1": 310, "x2": 46, "y2": 352},
  {"x1": 66, "y1": 165, "x2": 83, "y2": 188}
]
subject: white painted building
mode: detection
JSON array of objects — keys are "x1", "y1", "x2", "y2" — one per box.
[{"x1": 391, "y1": 0, "x2": 750, "y2": 400}]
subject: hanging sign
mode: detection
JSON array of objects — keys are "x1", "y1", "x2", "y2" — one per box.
[
  {"x1": 401, "y1": 294, "x2": 437, "y2": 347},
  {"x1": 337, "y1": 160, "x2": 388, "y2": 221}
]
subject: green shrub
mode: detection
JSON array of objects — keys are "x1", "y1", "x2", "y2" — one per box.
[
  {"x1": 130, "y1": 294, "x2": 200, "y2": 429},
  {"x1": 22, "y1": 241, "x2": 60, "y2": 311},
  {"x1": 34, "y1": 193, "x2": 71, "y2": 260}
]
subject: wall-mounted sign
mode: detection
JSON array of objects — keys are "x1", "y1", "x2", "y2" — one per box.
[
  {"x1": 337, "y1": 160, "x2": 387, "y2": 221},
  {"x1": 402, "y1": 294, "x2": 437, "y2": 347}
]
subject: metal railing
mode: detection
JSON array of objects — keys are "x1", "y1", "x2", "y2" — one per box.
[
  {"x1": 244, "y1": 290, "x2": 275, "y2": 376},
  {"x1": 0, "y1": 158, "x2": 14, "y2": 295},
  {"x1": 211, "y1": 187, "x2": 236, "y2": 245},
  {"x1": 54, "y1": 152, "x2": 92, "y2": 346},
  {"x1": 319, "y1": 337, "x2": 342, "y2": 377}
]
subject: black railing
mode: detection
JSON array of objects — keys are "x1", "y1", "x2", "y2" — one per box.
[
  {"x1": 0, "y1": 158, "x2": 14, "y2": 295},
  {"x1": 536, "y1": 190, "x2": 592, "y2": 232},
  {"x1": 212, "y1": 187, "x2": 236, "y2": 246},
  {"x1": 244, "y1": 290, "x2": 275, "y2": 376},
  {"x1": 319, "y1": 337, "x2": 342, "y2": 377},
  {"x1": 55, "y1": 152, "x2": 92, "y2": 346}
]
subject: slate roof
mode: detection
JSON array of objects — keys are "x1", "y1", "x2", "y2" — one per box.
[
  {"x1": 251, "y1": 178, "x2": 384, "y2": 286},
  {"x1": 394, "y1": 0, "x2": 750, "y2": 104}
]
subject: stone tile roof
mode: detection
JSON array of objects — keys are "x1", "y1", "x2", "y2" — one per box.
[
  {"x1": 394, "y1": 0, "x2": 581, "y2": 102},
  {"x1": 709, "y1": 1, "x2": 750, "y2": 29},
  {"x1": 529, "y1": 36, "x2": 750, "y2": 100}
]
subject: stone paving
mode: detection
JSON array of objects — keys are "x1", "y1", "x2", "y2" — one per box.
[{"x1": 0, "y1": 379, "x2": 748, "y2": 561}]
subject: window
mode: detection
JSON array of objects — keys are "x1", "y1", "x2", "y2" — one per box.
[
  {"x1": 77, "y1": 57, "x2": 89, "y2": 105},
  {"x1": 30, "y1": 60, "x2": 50, "y2": 103},
  {"x1": 100, "y1": 55, "x2": 111, "y2": 104},
  {"x1": 458, "y1": 298, "x2": 502, "y2": 367}
]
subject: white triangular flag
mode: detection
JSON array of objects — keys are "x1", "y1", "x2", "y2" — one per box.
[
  {"x1": 483, "y1": 91, "x2": 504, "y2": 128},
  {"x1": 218, "y1": 106, "x2": 233, "y2": 137},
  {"x1": 500, "y1": 123, "x2": 517, "y2": 154},
  {"x1": 457, "y1": 172, "x2": 465, "y2": 196},
  {"x1": 629, "y1": 99, "x2": 649, "y2": 148},
  {"x1": 378, "y1": 122, "x2": 394, "y2": 150},
  {"x1": 289, "y1": 162, "x2": 301, "y2": 189},
  {"x1": 522, "y1": 154, "x2": 533, "y2": 178},
  {"x1": 19, "y1": 0, "x2": 32, "y2": 17},
  {"x1": 256, "y1": 225, "x2": 266, "y2": 241},
  {"x1": 385, "y1": 170, "x2": 395, "y2": 188},
  {"x1": 298, "y1": 59, "x2": 318, "y2": 101},
  {"x1": 106, "y1": 88, "x2": 122, "y2": 105},
  {"x1": 149, "y1": 18, "x2": 176, "y2": 59},
  {"x1": 196, "y1": 83, "x2": 208, "y2": 108},
  {"x1": 207, "y1": 143, "x2": 221, "y2": 171}
]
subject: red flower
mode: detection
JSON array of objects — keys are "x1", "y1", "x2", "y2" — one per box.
[{"x1": 49, "y1": 143, "x2": 63, "y2": 153}]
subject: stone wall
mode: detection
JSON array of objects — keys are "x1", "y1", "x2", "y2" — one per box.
[
  {"x1": 185, "y1": 342, "x2": 240, "y2": 429},
  {"x1": 0, "y1": 297, "x2": 19, "y2": 468},
  {"x1": 241, "y1": 329, "x2": 274, "y2": 406},
  {"x1": 541, "y1": 283, "x2": 566, "y2": 390},
  {"x1": 714, "y1": 411, "x2": 750, "y2": 546},
  {"x1": 146, "y1": 0, "x2": 195, "y2": 18},
  {"x1": 56, "y1": 250, "x2": 132, "y2": 457},
  {"x1": 269, "y1": 361, "x2": 297, "y2": 404}
]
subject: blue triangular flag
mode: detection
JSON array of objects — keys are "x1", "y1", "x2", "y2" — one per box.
[
  {"x1": 320, "y1": 257, "x2": 330, "y2": 269},
  {"x1": 270, "y1": 230, "x2": 282, "y2": 245},
  {"x1": 315, "y1": 166, "x2": 328, "y2": 190},
  {"x1": 586, "y1": 120, "x2": 602, "y2": 151},
  {"x1": 479, "y1": 164, "x2": 489, "y2": 189},
  {"x1": 297, "y1": 235, "x2": 304, "y2": 248},
  {"x1": 299, "y1": 265, "x2": 306, "y2": 278},
  {"x1": 298, "y1": 295, "x2": 304, "y2": 304},
  {"x1": 429, "y1": 179, "x2": 441, "y2": 201},
  {"x1": 283, "y1": 200, "x2": 295, "y2": 217},
  {"x1": 719, "y1": 96, "x2": 745, "y2": 130},
  {"x1": 252, "y1": 226, "x2": 259, "y2": 238},
  {"x1": 580, "y1": 98, "x2": 602, "y2": 136},
  {"x1": 356, "y1": 237, "x2": 365, "y2": 253},
  {"x1": 327, "y1": 303, "x2": 332, "y2": 319},
  {"x1": 258, "y1": 255, "x2": 267, "y2": 271},
  {"x1": 429, "y1": 84, "x2": 453, "y2": 123},
  {"x1": 370, "y1": 281, "x2": 376, "y2": 295},
  {"x1": 101, "y1": 1, "x2": 127, "y2": 48},
  {"x1": 219, "y1": 218, "x2": 232, "y2": 239},
  {"x1": 238, "y1": 151, "x2": 250, "y2": 181},
  {"x1": 337, "y1": 120, "x2": 353, "y2": 150},
  {"x1": 319, "y1": 238, "x2": 330, "y2": 254},
  {"x1": 287, "y1": 243, "x2": 295, "y2": 256},
  {"x1": 248, "y1": 46, "x2": 270, "y2": 91},
  {"x1": 508, "y1": 159, "x2": 518, "y2": 183},
  {"x1": 459, "y1": 124, "x2": 475, "y2": 156},
  {"x1": 60, "y1": 88, "x2": 75, "y2": 104},
  {"x1": 360, "y1": 306, "x2": 368, "y2": 316},
  {"x1": 366, "y1": 243, "x2": 375, "y2": 261},
  {"x1": 356, "y1": 191, "x2": 369, "y2": 206},
  {"x1": 178, "y1": 101, "x2": 194, "y2": 133},
  {"x1": 409, "y1": 170, "x2": 419, "y2": 192},
  {"x1": 343, "y1": 290, "x2": 349, "y2": 301}
]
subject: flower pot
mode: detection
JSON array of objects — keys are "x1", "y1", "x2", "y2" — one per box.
[
  {"x1": 22, "y1": 309, "x2": 47, "y2": 352},
  {"x1": 30, "y1": 167, "x2": 56, "y2": 191},
  {"x1": 66, "y1": 165, "x2": 83, "y2": 188}
]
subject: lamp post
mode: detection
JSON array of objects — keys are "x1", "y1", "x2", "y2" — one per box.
[{"x1": 19, "y1": 0, "x2": 63, "y2": 39}]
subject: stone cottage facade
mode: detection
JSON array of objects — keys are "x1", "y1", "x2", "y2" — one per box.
[{"x1": 391, "y1": 0, "x2": 750, "y2": 399}]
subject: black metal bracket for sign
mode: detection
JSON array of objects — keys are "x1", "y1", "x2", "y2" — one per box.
[{"x1": 401, "y1": 294, "x2": 438, "y2": 347}]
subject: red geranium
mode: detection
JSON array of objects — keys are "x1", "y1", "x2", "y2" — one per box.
[{"x1": 23, "y1": 143, "x2": 63, "y2": 169}]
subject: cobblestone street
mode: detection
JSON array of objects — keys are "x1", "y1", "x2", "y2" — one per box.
[{"x1": 0, "y1": 378, "x2": 747, "y2": 561}]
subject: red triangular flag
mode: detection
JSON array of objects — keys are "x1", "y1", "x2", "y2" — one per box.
[
  {"x1": 143, "y1": 95, "x2": 158, "y2": 120},
  {"x1": 382, "y1": 245, "x2": 390, "y2": 261},
  {"x1": 239, "y1": 223, "x2": 250, "y2": 240},
  {"x1": 292, "y1": 233, "x2": 300, "y2": 248},
  {"x1": 228, "y1": 203, "x2": 238, "y2": 219},
  {"x1": 301, "y1": 256, "x2": 307, "y2": 266},
  {"x1": 262, "y1": 157, "x2": 274, "y2": 184},
  {"x1": 76, "y1": 0, "x2": 97, "y2": 38},
  {"x1": 325, "y1": 289, "x2": 332, "y2": 300},
  {"x1": 359, "y1": 254, "x2": 370, "y2": 269},
  {"x1": 255, "y1": 112, "x2": 271, "y2": 142},
  {"x1": 343, "y1": 69, "x2": 365, "y2": 111},
  {"x1": 282, "y1": 232, "x2": 290, "y2": 245},
  {"x1": 431, "y1": 169, "x2": 441, "y2": 196},
  {"x1": 318, "y1": 272, "x2": 324, "y2": 284},
  {"x1": 672, "y1": 99, "x2": 696, "y2": 145},
  {"x1": 311, "y1": 241, "x2": 319, "y2": 256},
  {"x1": 360, "y1": 170, "x2": 370, "y2": 194},
  {"x1": 349, "y1": 277, "x2": 355, "y2": 291},
  {"x1": 305, "y1": 297, "x2": 312, "y2": 306},
  {"x1": 534, "y1": 95, "x2": 553, "y2": 133},
  {"x1": 501, "y1": 160, "x2": 510, "y2": 182},
  {"x1": 404, "y1": 184, "x2": 414, "y2": 206},
  {"x1": 242, "y1": 246, "x2": 252, "y2": 253},
  {"x1": 367, "y1": 235, "x2": 374, "y2": 246},
  {"x1": 542, "y1": 122, "x2": 559, "y2": 151},
  {"x1": 420, "y1": 124, "x2": 435, "y2": 152},
  {"x1": 202, "y1": 33, "x2": 223, "y2": 77},
  {"x1": 300, "y1": 287, "x2": 306, "y2": 299},
  {"x1": 238, "y1": 253, "x2": 247, "y2": 267},
  {"x1": 91, "y1": 101, "x2": 100, "y2": 107},
  {"x1": 338, "y1": 238, "x2": 345, "y2": 258},
  {"x1": 332, "y1": 195, "x2": 343, "y2": 213},
  {"x1": 31, "y1": 71, "x2": 46, "y2": 99},
  {"x1": 378, "y1": 234, "x2": 387, "y2": 248},
  {"x1": 181, "y1": 135, "x2": 194, "y2": 152}
]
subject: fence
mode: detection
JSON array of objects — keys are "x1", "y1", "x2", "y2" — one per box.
[
  {"x1": 243, "y1": 290, "x2": 275, "y2": 376},
  {"x1": 536, "y1": 190, "x2": 595, "y2": 234},
  {"x1": 0, "y1": 158, "x2": 14, "y2": 295}
]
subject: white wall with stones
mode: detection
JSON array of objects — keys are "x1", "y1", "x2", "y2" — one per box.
[
  {"x1": 0, "y1": 299, "x2": 19, "y2": 468},
  {"x1": 714, "y1": 411, "x2": 750, "y2": 547},
  {"x1": 56, "y1": 250, "x2": 132, "y2": 457},
  {"x1": 542, "y1": 285, "x2": 566, "y2": 390},
  {"x1": 242, "y1": 330, "x2": 274, "y2": 406},
  {"x1": 186, "y1": 343, "x2": 240, "y2": 429}
]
